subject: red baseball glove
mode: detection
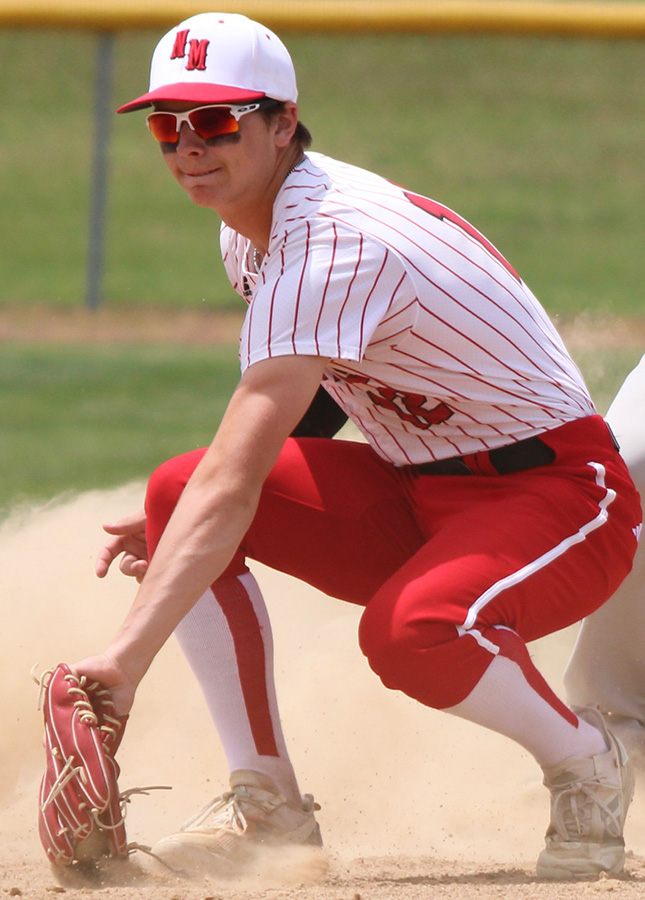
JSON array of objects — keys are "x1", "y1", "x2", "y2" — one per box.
[{"x1": 37, "y1": 663, "x2": 129, "y2": 867}]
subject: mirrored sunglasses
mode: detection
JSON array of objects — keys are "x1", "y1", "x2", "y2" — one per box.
[{"x1": 146, "y1": 102, "x2": 265, "y2": 144}]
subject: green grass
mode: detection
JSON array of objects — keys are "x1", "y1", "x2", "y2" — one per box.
[
  {"x1": 1, "y1": 31, "x2": 645, "y2": 315},
  {"x1": 0, "y1": 343, "x2": 240, "y2": 511},
  {"x1": 1, "y1": 28, "x2": 643, "y2": 511},
  {"x1": 0, "y1": 341, "x2": 641, "y2": 514}
]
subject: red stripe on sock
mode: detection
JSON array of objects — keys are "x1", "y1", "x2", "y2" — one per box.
[
  {"x1": 215, "y1": 578, "x2": 280, "y2": 757},
  {"x1": 494, "y1": 627, "x2": 578, "y2": 727}
]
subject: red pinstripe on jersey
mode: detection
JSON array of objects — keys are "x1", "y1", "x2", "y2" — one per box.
[{"x1": 221, "y1": 153, "x2": 595, "y2": 465}]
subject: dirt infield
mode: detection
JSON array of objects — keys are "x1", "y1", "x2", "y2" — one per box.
[
  {"x1": 2, "y1": 305, "x2": 645, "y2": 351},
  {"x1": 2, "y1": 307, "x2": 644, "y2": 898},
  {"x1": 0, "y1": 306, "x2": 246, "y2": 345},
  {"x1": 2, "y1": 487, "x2": 645, "y2": 900}
]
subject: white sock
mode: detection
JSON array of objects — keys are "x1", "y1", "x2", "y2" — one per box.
[
  {"x1": 447, "y1": 654, "x2": 608, "y2": 767},
  {"x1": 173, "y1": 571, "x2": 301, "y2": 803}
]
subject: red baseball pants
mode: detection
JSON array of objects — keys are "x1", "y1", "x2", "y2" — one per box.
[{"x1": 145, "y1": 415, "x2": 641, "y2": 711}]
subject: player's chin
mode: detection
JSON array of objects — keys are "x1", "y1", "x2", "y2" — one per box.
[{"x1": 183, "y1": 182, "x2": 222, "y2": 208}]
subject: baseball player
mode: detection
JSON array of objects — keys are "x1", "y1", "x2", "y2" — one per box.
[
  {"x1": 73, "y1": 12, "x2": 641, "y2": 880},
  {"x1": 564, "y1": 355, "x2": 645, "y2": 755}
]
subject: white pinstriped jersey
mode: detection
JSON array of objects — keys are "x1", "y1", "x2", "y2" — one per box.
[{"x1": 221, "y1": 152, "x2": 595, "y2": 466}]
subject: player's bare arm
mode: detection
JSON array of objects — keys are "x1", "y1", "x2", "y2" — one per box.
[
  {"x1": 96, "y1": 389, "x2": 348, "y2": 584},
  {"x1": 74, "y1": 353, "x2": 329, "y2": 714}
]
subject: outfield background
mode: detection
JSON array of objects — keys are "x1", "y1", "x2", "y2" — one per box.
[{"x1": 1, "y1": 5, "x2": 644, "y2": 511}]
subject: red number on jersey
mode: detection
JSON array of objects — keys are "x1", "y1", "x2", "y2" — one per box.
[
  {"x1": 404, "y1": 191, "x2": 521, "y2": 284},
  {"x1": 342, "y1": 372, "x2": 454, "y2": 430},
  {"x1": 367, "y1": 386, "x2": 453, "y2": 430}
]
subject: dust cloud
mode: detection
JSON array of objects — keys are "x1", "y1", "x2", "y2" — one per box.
[{"x1": 1, "y1": 485, "x2": 643, "y2": 878}]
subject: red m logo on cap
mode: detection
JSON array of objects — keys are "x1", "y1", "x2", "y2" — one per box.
[{"x1": 170, "y1": 29, "x2": 209, "y2": 71}]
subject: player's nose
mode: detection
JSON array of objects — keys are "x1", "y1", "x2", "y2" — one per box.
[{"x1": 175, "y1": 122, "x2": 206, "y2": 156}]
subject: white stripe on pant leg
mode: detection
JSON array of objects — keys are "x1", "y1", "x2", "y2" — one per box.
[
  {"x1": 462, "y1": 462, "x2": 616, "y2": 631},
  {"x1": 455, "y1": 624, "x2": 501, "y2": 655}
]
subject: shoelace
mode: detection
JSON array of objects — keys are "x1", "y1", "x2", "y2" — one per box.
[
  {"x1": 181, "y1": 786, "x2": 286, "y2": 835},
  {"x1": 181, "y1": 791, "x2": 250, "y2": 835},
  {"x1": 550, "y1": 777, "x2": 622, "y2": 840},
  {"x1": 42, "y1": 753, "x2": 170, "y2": 833}
]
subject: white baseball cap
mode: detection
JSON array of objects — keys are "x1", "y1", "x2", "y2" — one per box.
[{"x1": 117, "y1": 12, "x2": 297, "y2": 114}]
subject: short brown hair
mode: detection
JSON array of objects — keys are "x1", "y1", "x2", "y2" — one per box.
[{"x1": 260, "y1": 100, "x2": 312, "y2": 150}]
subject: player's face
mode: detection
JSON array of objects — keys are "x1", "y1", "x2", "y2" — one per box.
[{"x1": 154, "y1": 101, "x2": 297, "y2": 217}]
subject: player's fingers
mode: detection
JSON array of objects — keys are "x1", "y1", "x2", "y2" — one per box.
[
  {"x1": 119, "y1": 553, "x2": 149, "y2": 581},
  {"x1": 96, "y1": 533, "x2": 149, "y2": 579},
  {"x1": 96, "y1": 535, "x2": 137, "y2": 578},
  {"x1": 102, "y1": 509, "x2": 146, "y2": 537},
  {"x1": 96, "y1": 538, "x2": 124, "y2": 578}
]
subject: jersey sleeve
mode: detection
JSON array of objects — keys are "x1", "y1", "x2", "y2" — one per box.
[
  {"x1": 239, "y1": 220, "x2": 406, "y2": 371},
  {"x1": 220, "y1": 223, "x2": 249, "y2": 300}
]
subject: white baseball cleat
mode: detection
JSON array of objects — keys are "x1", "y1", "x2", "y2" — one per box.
[
  {"x1": 536, "y1": 706, "x2": 635, "y2": 880},
  {"x1": 150, "y1": 769, "x2": 323, "y2": 877}
]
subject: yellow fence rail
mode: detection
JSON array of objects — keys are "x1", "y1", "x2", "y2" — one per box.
[{"x1": 3, "y1": 0, "x2": 645, "y2": 38}]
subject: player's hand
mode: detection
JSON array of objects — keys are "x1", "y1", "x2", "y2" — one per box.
[
  {"x1": 70, "y1": 652, "x2": 137, "y2": 716},
  {"x1": 96, "y1": 510, "x2": 149, "y2": 582}
]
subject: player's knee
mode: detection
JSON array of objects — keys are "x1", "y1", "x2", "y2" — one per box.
[
  {"x1": 145, "y1": 449, "x2": 206, "y2": 541},
  {"x1": 359, "y1": 604, "x2": 459, "y2": 707},
  {"x1": 145, "y1": 457, "x2": 184, "y2": 525}
]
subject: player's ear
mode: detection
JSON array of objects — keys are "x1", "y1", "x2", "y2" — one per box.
[{"x1": 272, "y1": 102, "x2": 299, "y2": 148}]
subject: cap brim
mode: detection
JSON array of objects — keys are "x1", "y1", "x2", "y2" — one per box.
[{"x1": 117, "y1": 83, "x2": 266, "y2": 114}]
